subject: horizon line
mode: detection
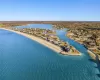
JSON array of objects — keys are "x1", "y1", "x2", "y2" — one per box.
[{"x1": 0, "y1": 20, "x2": 100, "y2": 22}]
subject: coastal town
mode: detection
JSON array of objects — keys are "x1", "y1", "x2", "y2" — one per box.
[
  {"x1": 67, "y1": 28, "x2": 100, "y2": 57},
  {"x1": 0, "y1": 21, "x2": 100, "y2": 56},
  {"x1": 6, "y1": 27, "x2": 80, "y2": 55}
]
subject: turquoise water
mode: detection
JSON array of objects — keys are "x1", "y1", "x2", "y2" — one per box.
[{"x1": 0, "y1": 24, "x2": 100, "y2": 80}]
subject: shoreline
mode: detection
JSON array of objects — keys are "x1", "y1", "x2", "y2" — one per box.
[
  {"x1": 87, "y1": 50, "x2": 96, "y2": 60},
  {"x1": 0, "y1": 28, "x2": 81, "y2": 56}
]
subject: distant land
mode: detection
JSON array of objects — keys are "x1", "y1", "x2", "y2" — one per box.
[{"x1": 0, "y1": 21, "x2": 100, "y2": 28}]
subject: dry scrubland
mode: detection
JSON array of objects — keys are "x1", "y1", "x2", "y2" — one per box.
[{"x1": 0, "y1": 21, "x2": 100, "y2": 28}]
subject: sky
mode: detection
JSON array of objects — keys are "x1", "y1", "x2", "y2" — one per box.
[{"x1": 0, "y1": 0, "x2": 100, "y2": 21}]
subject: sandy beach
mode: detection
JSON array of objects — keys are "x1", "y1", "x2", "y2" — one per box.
[
  {"x1": 0, "y1": 28, "x2": 81, "y2": 56},
  {"x1": 87, "y1": 50, "x2": 96, "y2": 60}
]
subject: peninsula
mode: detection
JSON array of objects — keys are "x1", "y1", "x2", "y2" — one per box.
[{"x1": 0, "y1": 27, "x2": 81, "y2": 56}]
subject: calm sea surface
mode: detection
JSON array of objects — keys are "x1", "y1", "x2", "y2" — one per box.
[{"x1": 0, "y1": 24, "x2": 100, "y2": 80}]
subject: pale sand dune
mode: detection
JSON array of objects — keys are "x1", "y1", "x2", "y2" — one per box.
[{"x1": 0, "y1": 28, "x2": 81, "y2": 56}]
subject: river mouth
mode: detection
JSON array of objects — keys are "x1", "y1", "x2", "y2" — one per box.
[{"x1": 0, "y1": 24, "x2": 99, "y2": 80}]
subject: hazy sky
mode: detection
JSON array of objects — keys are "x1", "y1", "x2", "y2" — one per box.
[{"x1": 0, "y1": 0, "x2": 100, "y2": 21}]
